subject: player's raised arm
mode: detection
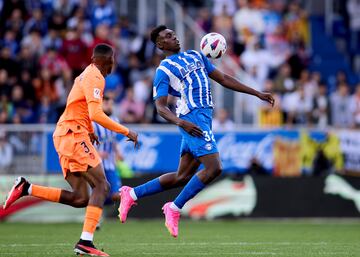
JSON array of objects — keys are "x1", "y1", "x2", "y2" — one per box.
[{"x1": 209, "y1": 68, "x2": 275, "y2": 106}]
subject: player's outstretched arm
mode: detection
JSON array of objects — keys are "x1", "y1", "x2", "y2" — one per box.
[
  {"x1": 88, "y1": 102, "x2": 139, "y2": 148},
  {"x1": 209, "y1": 68, "x2": 275, "y2": 106},
  {"x1": 155, "y1": 96, "x2": 203, "y2": 137}
]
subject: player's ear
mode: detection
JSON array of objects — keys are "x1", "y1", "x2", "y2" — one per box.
[{"x1": 156, "y1": 38, "x2": 164, "y2": 50}]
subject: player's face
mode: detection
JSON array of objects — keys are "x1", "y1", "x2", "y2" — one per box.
[{"x1": 157, "y1": 29, "x2": 180, "y2": 52}]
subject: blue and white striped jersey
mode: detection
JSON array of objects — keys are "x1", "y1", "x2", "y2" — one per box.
[
  {"x1": 93, "y1": 116, "x2": 119, "y2": 171},
  {"x1": 153, "y1": 50, "x2": 216, "y2": 116}
]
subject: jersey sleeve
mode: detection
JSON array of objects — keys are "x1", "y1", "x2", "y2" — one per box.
[
  {"x1": 153, "y1": 68, "x2": 170, "y2": 100},
  {"x1": 200, "y1": 52, "x2": 216, "y2": 74},
  {"x1": 82, "y1": 72, "x2": 105, "y2": 105}
]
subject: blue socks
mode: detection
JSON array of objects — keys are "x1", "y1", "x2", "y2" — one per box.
[
  {"x1": 133, "y1": 178, "x2": 163, "y2": 199},
  {"x1": 174, "y1": 175, "x2": 205, "y2": 209}
]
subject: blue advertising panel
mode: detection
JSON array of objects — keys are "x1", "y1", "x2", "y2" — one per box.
[{"x1": 46, "y1": 129, "x2": 329, "y2": 175}]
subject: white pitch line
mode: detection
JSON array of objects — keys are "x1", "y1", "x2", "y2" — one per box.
[
  {"x1": 0, "y1": 241, "x2": 346, "y2": 248},
  {"x1": 0, "y1": 243, "x2": 71, "y2": 247},
  {"x1": 141, "y1": 252, "x2": 277, "y2": 256},
  {"x1": 122, "y1": 241, "x2": 332, "y2": 246}
]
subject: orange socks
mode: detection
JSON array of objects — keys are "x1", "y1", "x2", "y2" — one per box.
[
  {"x1": 30, "y1": 185, "x2": 61, "y2": 202},
  {"x1": 81, "y1": 205, "x2": 103, "y2": 241}
]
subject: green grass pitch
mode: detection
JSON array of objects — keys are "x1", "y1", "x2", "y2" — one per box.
[{"x1": 0, "y1": 220, "x2": 359, "y2": 257}]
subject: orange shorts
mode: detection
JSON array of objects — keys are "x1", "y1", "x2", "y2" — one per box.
[{"x1": 53, "y1": 131, "x2": 101, "y2": 178}]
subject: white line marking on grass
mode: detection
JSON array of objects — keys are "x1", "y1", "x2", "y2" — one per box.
[
  {"x1": 141, "y1": 252, "x2": 277, "y2": 256},
  {"x1": 0, "y1": 241, "x2": 339, "y2": 248},
  {"x1": 128, "y1": 241, "x2": 331, "y2": 246},
  {"x1": 0, "y1": 243, "x2": 71, "y2": 247}
]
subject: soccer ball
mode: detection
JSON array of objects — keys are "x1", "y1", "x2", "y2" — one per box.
[{"x1": 200, "y1": 32, "x2": 227, "y2": 59}]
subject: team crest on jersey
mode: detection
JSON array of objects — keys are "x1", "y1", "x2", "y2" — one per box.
[
  {"x1": 93, "y1": 88, "x2": 101, "y2": 99},
  {"x1": 205, "y1": 143, "x2": 213, "y2": 151}
]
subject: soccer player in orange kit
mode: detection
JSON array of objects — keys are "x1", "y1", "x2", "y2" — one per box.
[{"x1": 3, "y1": 44, "x2": 138, "y2": 257}]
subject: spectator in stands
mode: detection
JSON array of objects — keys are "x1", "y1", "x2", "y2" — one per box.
[
  {"x1": 312, "y1": 83, "x2": 330, "y2": 128},
  {"x1": 67, "y1": 7, "x2": 92, "y2": 33},
  {"x1": 4, "y1": 9, "x2": 25, "y2": 40},
  {"x1": 196, "y1": 8, "x2": 212, "y2": 33},
  {"x1": 88, "y1": 23, "x2": 112, "y2": 60},
  {"x1": 212, "y1": 0, "x2": 237, "y2": 17},
  {"x1": 118, "y1": 87, "x2": 145, "y2": 123},
  {"x1": 346, "y1": 0, "x2": 360, "y2": 52},
  {"x1": 213, "y1": 0, "x2": 234, "y2": 41},
  {"x1": 76, "y1": 19, "x2": 94, "y2": 47},
  {"x1": 23, "y1": 8, "x2": 47, "y2": 36},
  {"x1": 42, "y1": 28, "x2": 63, "y2": 51},
  {"x1": 258, "y1": 80, "x2": 282, "y2": 127},
  {"x1": 48, "y1": 11, "x2": 67, "y2": 35},
  {"x1": 0, "y1": 69, "x2": 12, "y2": 97},
  {"x1": 240, "y1": 38, "x2": 278, "y2": 87},
  {"x1": 39, "y1": 47, "x2": 69, "y2": 78},
  {"x1": 0, "y1": 131, "x2": 14, "y2": 170},
  {"x1": 1, "y1": 30, "x2": 19, "y2": 58},
  {"x1": 17, "y1": 45, "x2": 39, "y2": 77},
  {"x1": 330, "y1": 82, "x2": 353, "y2": 127},
  {"x1": 265, "y1": 24, "x2": 290, "y2": 67},
  {"x1": 21, "y1": 29, "x2": 45, "y2": 58},
  {"x1": 273, "y1": 63, "x2": 295, "y2": 95},
  {"x1": 19, "y1": 70, "x2": 36, "y2": 108},
  {"x1": 282, "y1": 84, "x2": 312, "y2": 125},
  {"x1": 37, "y1": 95, "x2": 57, "y2": 123},
  {"x1": 60, "y1": 28, "x2": 88, "y2": 77},
  {"x1": 261, "y1": 1, "x2": 282, "y2": 39},
  {"x1": 91, "y1": 0, "x2": 117, "y2": 28},
  {"x1": 109, "y1": 23, "x2": 131, "y2": 66},
  {"x1": 0, "y1": 46, "x2": 18, "y2": 80},
  {"x1": 105, "y1": 69, "x2": 125, "y2": 103},
  {"x1": 295, "y1": 70, "x2": 318, "y2": 101},
  {"x1": 0, "y1": 0, "x2": 27, "y2": 34},
  {"x1": 233, "y1": 0, "x2": 265, "y2": 54},
  {"x1": 130, "y1": 28, "x2": 157, "y2": 65},
  {"x1": 52, "y1": 0, "x2": 77, "y2": 19},
  {"x1": 11, "y1": 85, "x2": 33, "y2": 123},
  {"x1": 0, "y1": 94, "x2": 13, "y2": 124},
  {"x1": 133, "y1": 74, "x2": 152, "y2": 103},
  {"x1": 283, "y1": 2, "x2": 309, "y2": 47},
  {"x1": 350, "y1": 83, "x2": 360, "y2": 128},
  {"x1": 213, "y1": 108, "x2": 235, "y2": 131}
]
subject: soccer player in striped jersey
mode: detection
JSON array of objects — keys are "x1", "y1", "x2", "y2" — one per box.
[
  {"x1": 93, "y1": 95, "x2": 122, "y2": 204},
  {"x1": 119, "y1": 25, "x2": 274, "y2": 237}
]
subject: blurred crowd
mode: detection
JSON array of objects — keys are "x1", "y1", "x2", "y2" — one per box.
[{"x1": 0, "y1": 0, "x2": 359, "y2": 129}]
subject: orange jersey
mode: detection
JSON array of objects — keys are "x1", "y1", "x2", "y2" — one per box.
[{"x1": 54, "y1": 64, "x2": 104, "y2": 136}]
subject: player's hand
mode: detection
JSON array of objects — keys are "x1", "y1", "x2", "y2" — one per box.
[
  {"x1": 89, "y1": 133, "x2": 100, "y2": 146},
  {"x1": 127, "y1": 130, "x2": 140, "y2": 149},
  {"x1": 258, "y1": 92, "x2": 275, "y2": 107},
  {"x1": 179, "y1": 120, "x2": 203, "y2": 137}
]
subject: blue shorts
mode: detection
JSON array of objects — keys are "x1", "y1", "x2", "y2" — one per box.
[
  {"x1": 104, "y1": 169, "x2": 121, "y2": 196},
  {"x1": 179, "y1": 108, "x2": 218, "y2": 158}
]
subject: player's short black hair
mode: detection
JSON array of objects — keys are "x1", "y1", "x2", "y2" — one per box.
[
  {"x1": 150, "y1": 25, "x2": 168, "y2": 44},
  {"x1": 93, "y1": 43, "x2": 113, "y2": 57}
]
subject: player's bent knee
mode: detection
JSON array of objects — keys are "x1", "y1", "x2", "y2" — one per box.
[
  {"x1": 176, "y1": 174, "x2": 192, "y2": 186},
  {"x1": 73, "y1": 197, "x2": 89, "y2": 208},
  {"x1": 71, "y1": 194, "x2": 89, "y2": 208}
]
